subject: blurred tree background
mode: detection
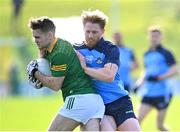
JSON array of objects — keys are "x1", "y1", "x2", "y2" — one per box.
[{"x1": 0, "y1": 0, "x2": 179, "y2": 81}]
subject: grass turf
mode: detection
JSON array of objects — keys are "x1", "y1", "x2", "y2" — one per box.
[{"x1": 1, "y1": 95, "x2": 180, "y2": 131}]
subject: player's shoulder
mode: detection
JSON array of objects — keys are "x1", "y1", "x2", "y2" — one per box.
[
  {"x1": 103, "y1": 39, "x2": 116, "y2": 48},
  {"x1": 57, "y1": 38, "x2": 72, "y2": 47},
  {"x1": 157, "y1": 45, "x2": 176, "y2": 64},
  {"x1": 100, "y1": 39, "x2": 118, "y2": 52},
  {"x1": 98, "y1": 39, "x2": 119, "y2": 58},
  {"x1": 144, "y1": 49, "x2": 151, "y2": 56},
  {"x1": 156, "y1": 45, "x2": 173, "y2": 56},
  {"x1": 144, "y1": 45, "x2": 157, "y2": 56},
  {"x1": 54, "y1": 38, "x2": 74, "y2": 55},
  {"x1": 73, "y1": 42, "x2": 86, "y2": 50},
  {"x1": 144, "y1": 45, "x2": 174, "y2": 57}
]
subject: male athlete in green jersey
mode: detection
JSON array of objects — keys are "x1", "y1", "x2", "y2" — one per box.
[{"x1": 27, "y1": 17, "x2": 105, "y2": 131}]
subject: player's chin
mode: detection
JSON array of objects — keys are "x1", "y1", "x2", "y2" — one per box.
[
  {"x1": 87, "y1": 40, "x2": 96, "y2": 46},
  {"x1": 38, "y1": 46, "x2": 45, "y2": 50},
  {"x1": 36, "y1": 44, "x2": 42, "y2": 48}
]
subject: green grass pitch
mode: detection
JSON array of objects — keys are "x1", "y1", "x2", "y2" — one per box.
[{"x1": 1, "y1": 95, "x2": 180, "y2": 131}]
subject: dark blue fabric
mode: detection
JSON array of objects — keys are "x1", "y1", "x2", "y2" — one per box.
[
  {"x1": 75, "y1": 38, "x2": 120, "y2": 66},
  {"x1": 141, "y1": 94, "x2": 173, "y2": 110},
  {"x1": 105, "y1": 96, "x2": 136, "y2": 126}
]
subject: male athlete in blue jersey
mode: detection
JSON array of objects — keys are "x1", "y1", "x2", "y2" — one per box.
[
  {"x1": 135, "y1": 26, "x2": 178, "y2": 131},
  {"x1": 113, "y1": 32, "x2": 138, "y2": 92},
  {"x1": 74, "y1": 10, "x2": 140, "y2": 131}
]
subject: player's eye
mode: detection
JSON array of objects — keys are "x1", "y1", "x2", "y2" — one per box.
[
  {"x1": 86, "y1": 30, "x2": 90, "y2": 33},
  {"x1": 92, "y1": 31, "x2": 98, "y2": 34},
  {"x1": 34, "y1": 36, "x2": 40, "y2": 39}
]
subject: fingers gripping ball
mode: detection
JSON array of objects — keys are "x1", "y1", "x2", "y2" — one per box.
[
  {"x1": 29, "y1": 58, "x2": 51, "y2": 89},
  {"x1": 28, "y1": 75, "x2": 43, "y2": 89}
]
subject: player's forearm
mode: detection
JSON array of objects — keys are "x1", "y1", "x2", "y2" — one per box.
[
  {"x1": 34, "y1": 71, "x2": 63, "y2": 91},
  {"x1": 84, "y1": 67, "x2": 115, "y2": 82},
  {"x1": 158, "y1": 65, "x2": 178, "y2": 80}
]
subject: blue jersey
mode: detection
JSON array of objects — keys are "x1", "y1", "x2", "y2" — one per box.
[
  {"x1": 143, "y1": 45, "x2": 176, "y2": 97},
  {"x1": 74, "y1": 38, "x2": 128, "y2": 104},
  {"x1": 118, "y1": 46, "x2": 135, "y2": 87}
]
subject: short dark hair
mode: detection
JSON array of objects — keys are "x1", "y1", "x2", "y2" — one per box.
[
  {"x1": 81, "y1": 10, "x2": 108, "y2": 29},
  {"x1": 29, "y1": 16, "x2": 55, "y2": 33}
]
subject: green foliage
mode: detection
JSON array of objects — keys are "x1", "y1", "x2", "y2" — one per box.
[{"x1": 0, "y1": 0, "x2": 179, "y2": 78}]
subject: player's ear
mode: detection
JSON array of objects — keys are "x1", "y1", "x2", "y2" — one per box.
[
  {"x1": 47, "y1": 31, "x2": 53, "y2": 39},
  {"x1": 101, "y1": 28, "x2": 105, "y2": 36},
  {"x1": 102, "y1": 29, "x2": 105, "y2": 34}
]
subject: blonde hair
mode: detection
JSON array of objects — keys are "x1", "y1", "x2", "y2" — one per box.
[
  {"x1": 148, "y1": 25, "x2": 161, "y2": 34},
  {"x1": 81, "y1": 9, "x2": 108, "y2": 29}
]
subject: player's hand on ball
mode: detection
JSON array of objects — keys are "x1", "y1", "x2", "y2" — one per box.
[
  {"x1": 28, "y1": 75, "x2": 36, "y2": 83},
  {"x1": 28, "y1": 75, "x2": 43, "y2": 89},
  {"x1": 27, "y1": 60, "x2": 38, "y2": 77}
]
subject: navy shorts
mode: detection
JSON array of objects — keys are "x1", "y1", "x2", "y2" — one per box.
[
  {"x1": 141, "y1": 94, "x2": 173, "y2": 110},
  {"x1": 105, "y1": 95, "x2": 137, "y2": 127}
]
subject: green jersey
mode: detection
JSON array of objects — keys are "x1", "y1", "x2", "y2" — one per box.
[{"x1": 44, "y1": 38, "x2": 96, "y2": 100}]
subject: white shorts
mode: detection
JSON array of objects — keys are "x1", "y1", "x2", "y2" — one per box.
[{"x1": 59, "y1": 94, "x2": 105, "y2": 125}]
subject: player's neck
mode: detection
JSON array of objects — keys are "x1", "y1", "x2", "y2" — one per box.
[
  {"x1": 117, "y1": 43, "x2": 124, "y2": 47},
  {"x1": 47, "y1": 37, "x2": 57, "y2": 53},
  {"x1": 150, "y1": 43, "x2": 161, "y2": 50},
  {"x1": 87, "y1": 43, "x2": 95, "y2": 48},
  {"x1": 47, "y1": 37, "x2": 55, "y2": 47}
]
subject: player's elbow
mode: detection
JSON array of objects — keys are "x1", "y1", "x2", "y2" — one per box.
[
  {"x1": 53, "y1": 88, "x2": 60, "y2": 92},
  {"x1": 51, "y1": 84, "x2": 61, "y2": 92}
]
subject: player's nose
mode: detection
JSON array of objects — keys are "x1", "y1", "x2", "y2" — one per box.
[{"x1": 88, "y1": 32, "x2": 94, "y2": 38}]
